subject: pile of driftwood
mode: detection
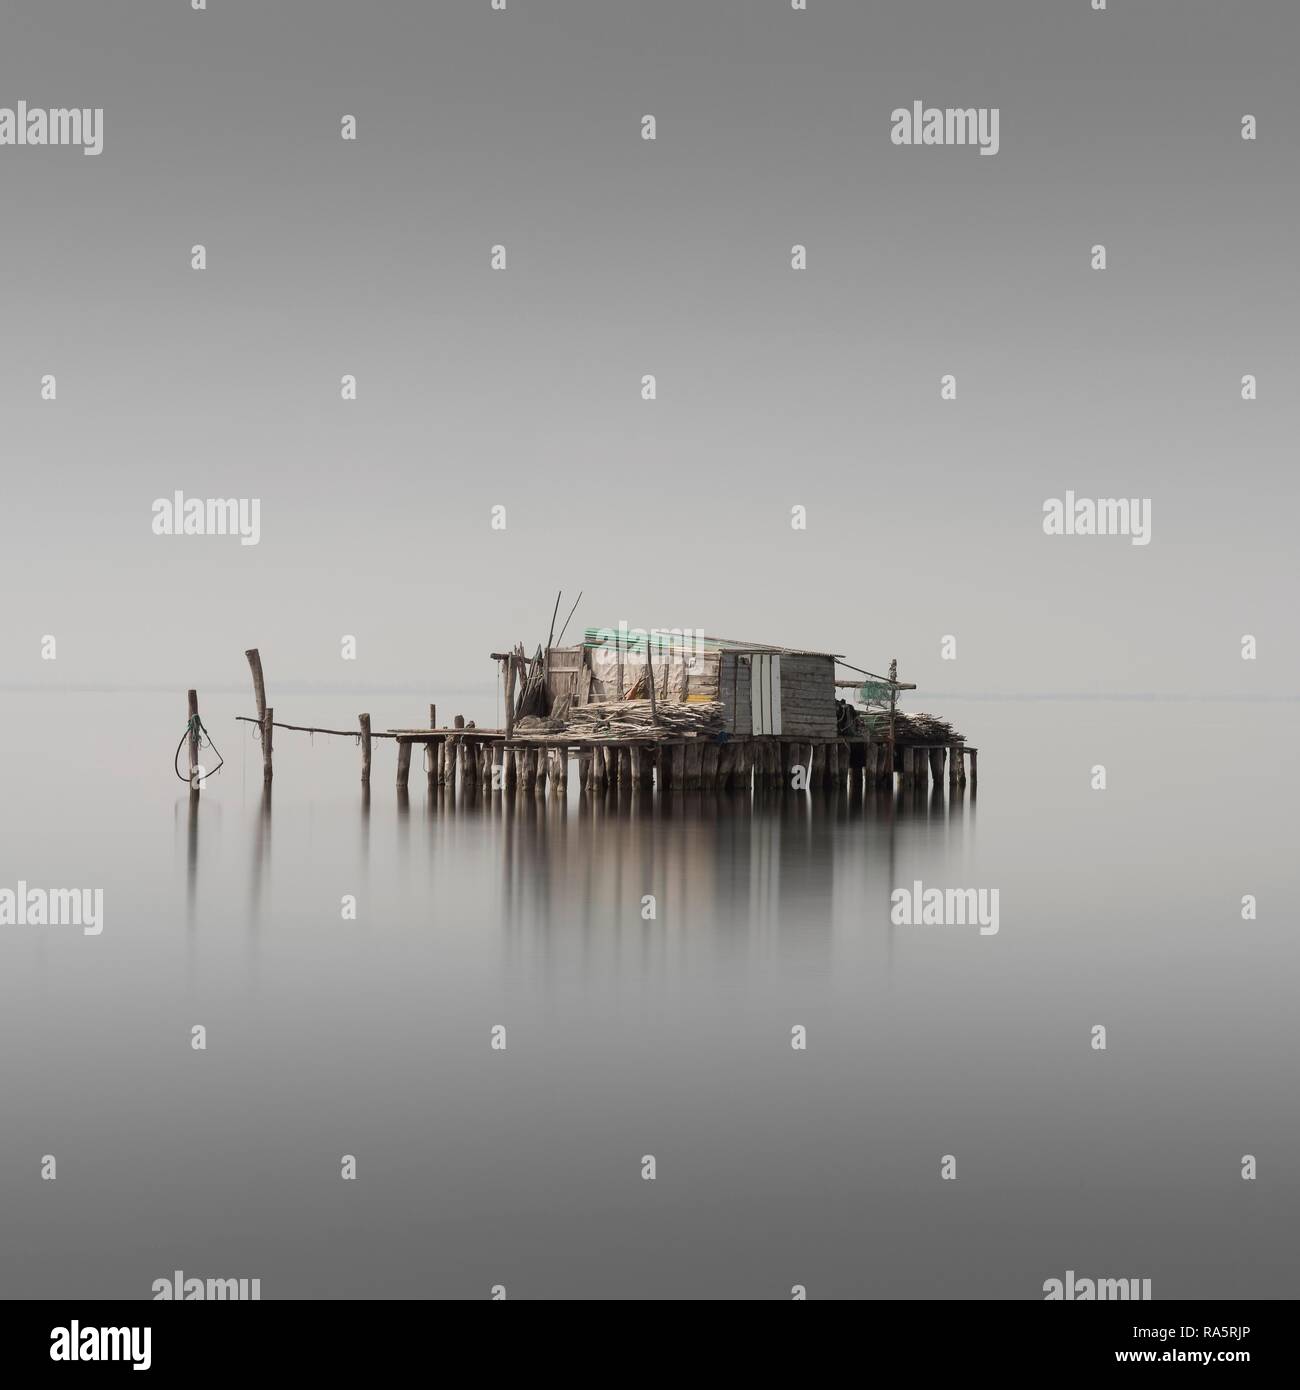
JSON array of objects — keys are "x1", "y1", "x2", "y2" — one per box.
[
  {"x1": 513, "y1": 700, "x2": 726, "y2": 744},
  {"x1": 863, "y1": 710, "x2": 965, "y2": 747}
]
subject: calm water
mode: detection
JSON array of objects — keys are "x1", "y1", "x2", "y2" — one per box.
[{"x1": 0, "y1": 691, "x2": 1296, "y2": 1299}]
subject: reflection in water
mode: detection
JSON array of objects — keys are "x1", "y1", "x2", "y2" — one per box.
[
  {"x1": 250, "y1": 782, "x2": 272, "y2": 924},
  {"x1": 207, "y1": 770, "x2": 970, "y2": 975}
]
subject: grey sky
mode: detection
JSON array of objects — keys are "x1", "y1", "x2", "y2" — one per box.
[{"x1": 2, "y1": 0, "x2": 1295, "y2": 698}]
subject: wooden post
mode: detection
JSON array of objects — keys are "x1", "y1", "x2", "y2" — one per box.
[
  {"x1": 590, "y1": 745, "x2": 606, "y2": 791},
  {"x1": 578, "y1": 750, "x2": 592, "y2": 790},
  {"x1": 702, "y1": 742, "x2": 719, "y2": 789},
  {"x1": 956, "y1": 745, "x2": 967, "y2": 787},
  {"x1": 445, "y1": 736, "x2": 459, "y2": 794},
  {"x1": 948, "y1": 743, "x2": 960, "y2": 785},
  {"x1": 245, "y1": 649, "x2": 267, "y2": 724},
  {"x1": 929, "y1": 746, "x2": 945, "y2": 785},
  {"x1": 396, "y1": 739, "x2": 412, "y2": 789},
  {"x1": 261, "y1": 706, "x2": 274, "y2": 782},
  {"x1": 502, "y1": 660, "x2": 516, "y2": 741},
  {"x1": 186, "y1": 689, "x2": 201, "y2": 788},
  {"x1": 969, "y1": 748, "x2": 978, "y2": 789},
  {"x1": 458, "y1": 736, "x2": 470, "y2": 785},
  {"x1": 359, "y1": 713, "x2": 372, "y2": 785},
  {"x1": 716, "y1": 741, "x2": 733, "y2": 790},
  {"x1": 671, "y1": 743, "x2": 686, "y2": 792},
  {"x1": 504, "y1": 747, "x2": 517, "y2": 789}
]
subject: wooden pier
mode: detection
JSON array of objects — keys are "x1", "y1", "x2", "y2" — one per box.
[{"x1": 208, "y1": 645, "x2": 977, "y2": 802}]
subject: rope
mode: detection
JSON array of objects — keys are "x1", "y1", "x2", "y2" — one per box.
[{"x1": 174, "y1": 714, "x2": 226, "y2": 784}]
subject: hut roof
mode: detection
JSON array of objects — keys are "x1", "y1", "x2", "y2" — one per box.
[{"x1": 580, "y1": 627, "x2": 842, "y2": 659}]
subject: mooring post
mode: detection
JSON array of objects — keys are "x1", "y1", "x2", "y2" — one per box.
[
  {"x1": 359, "y1": 713, "x2": 372, "y2": 785},
  {"x1": 261, "y1": 705, "x2": 274, "y2": 782},
  {"x1": 245, "y1": 649, "x2": 267, "y2": 723},
  {"x1": 186, "y1": 689, "x2": 201, "y2": 789}
]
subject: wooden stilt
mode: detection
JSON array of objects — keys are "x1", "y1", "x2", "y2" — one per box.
[
  {"x1": 956, "y1": 745, "x2": 967, "y2": 786},
  {"x1": 969, "y1": 748, "x2": 978, "y2": 789},
  {"x1": 670, "y1": 743, "x2": 686, "y2": 791},
  {"x1": 504, "y1": 747, "x2": 517, "y2": 789},
  {"x1": 396, "y1": 739, "x2": 412, "y2": 790},
  {"x1": 578, "y1": 749, "x2": 591, "y2": 790},
  {"x1": 489, "y1": 739, "x2": 506, "y2": 795},
  {"x1": 186, "y1": 689, "x2": 201, "y2": 788},
  {"x1": 261, "y1": 706, "x2": 274, "y2": 782},
  {"x1": 702, "y1": 742, "x2": 719, "y2": 789},
  {"x1": 534, "y1": 747, "x2": 547, "y2": 795},
  {"x1": 929, "y1": 746, "x2": 945, "y2": 785},
  {"x1": 809, "y1": 742, "x2": 825, "y2": 789},
  {"x1": 359, "y1": 713, "x2": 372, "y2": 785}
]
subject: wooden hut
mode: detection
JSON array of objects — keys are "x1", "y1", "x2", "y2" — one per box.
[{"x1": 544, "y1": 628, "x2": 839, "y2": 742}]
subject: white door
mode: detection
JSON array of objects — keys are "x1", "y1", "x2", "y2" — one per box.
[{"x1": 751, "y1": 654, "x2": 782, "y2": 736}]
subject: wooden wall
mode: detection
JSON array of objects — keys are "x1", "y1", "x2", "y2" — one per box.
[
  {"x1": 719, "y1": 652, "x2": 751, "y2": 734},
  {"x1": 777, "y1": 653, "x2": 837, "y2": 738}
]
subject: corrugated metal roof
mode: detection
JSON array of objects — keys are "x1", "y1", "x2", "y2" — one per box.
[{"x1": 580, "y1": 627, "x2": 842, "y2": 659}]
